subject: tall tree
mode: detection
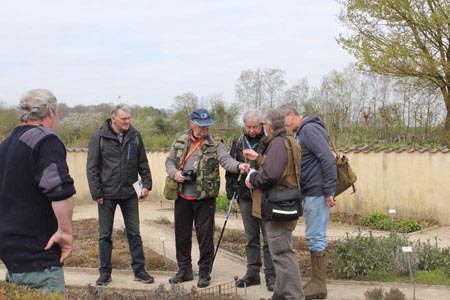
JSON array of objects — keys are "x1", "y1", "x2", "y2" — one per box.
[
  {"x1": 284, "y1": 77, "x2": 310, "y2": 109},
  {"x1": 337, "y1": 0, "x2": 450, "y2": 142},
  {"x1": 235, "y1": 69, "x2": 264, "y2": 110},
  {"x1": 172, "y1": 92, "x2": 199, "y2": 128},
  {"x1": 0, "y1": 105, "x2": 18, "y2": 141},
  {"x1": 263, "y1": 68, "x2": 286, "y2": 108}
]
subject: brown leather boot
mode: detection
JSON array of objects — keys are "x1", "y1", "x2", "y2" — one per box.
[{"x1": 304, "y1": 251, "x2": 327, "y2": 299}]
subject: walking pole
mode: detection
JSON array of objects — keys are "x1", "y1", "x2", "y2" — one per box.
[{"x1": 211, "y1": 174, "x2": 241, "y2": 269}]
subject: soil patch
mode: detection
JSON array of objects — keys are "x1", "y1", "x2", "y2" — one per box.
[
  {"x1": 69, "y1": 216, "x2": 338, "y2": 277},
  {"x1": 218, "y1": 226, "x2": 337, "y2": 276},
  {"x1": 152, "y1": 216, "x2": 338, "y2": 277},
  {"x1": 65, "y1": 219, "x2": 178, "y2": 272}
]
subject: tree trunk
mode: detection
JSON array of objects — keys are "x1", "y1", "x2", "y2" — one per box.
[{"x1": 441, "y1": 86, "x2": 450, "y2": 147}]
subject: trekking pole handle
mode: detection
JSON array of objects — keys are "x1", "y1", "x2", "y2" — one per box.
[{"x1": 226, "y1": 173, "x2": 242, "y2": 220}]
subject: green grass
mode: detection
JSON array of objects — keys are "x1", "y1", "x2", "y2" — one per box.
[
  {"x1": 414, "y1": 268, "x2": 450, "y2": 285},
  {"x1": 216, "y1": 193, "x2": 230, "y2": 213},
  {"x1": 365, "y1": 269, "x2": 450, "y2": 285}
]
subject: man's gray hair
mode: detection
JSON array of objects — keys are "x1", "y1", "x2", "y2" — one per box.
[
  {"x1": 278, "y1": 103, "x2": 300, "y2": 116},
  {"x1": 111, "y1": 103, "x2": 131, "y2": 117},
  {"x1": 242, "y1": 109, "x2": 261, "y2": 123},
  {"x1": 18, "y1": 89, "x2": 57, "y2": 122},
  {"x1": 264, "y1": 109, "x2": 286, "y2": 131}
]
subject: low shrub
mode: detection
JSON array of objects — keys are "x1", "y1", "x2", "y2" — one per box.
[
  {"x1": 395, "y1": 219, "x2": 422, "y2": 233},
  {"x1": 364, "y1": 287, "x2": 383, "y2": 300},
  {"x1": 216, "y1": 193, "x2": 233, "y2": 214},
  {"x1": 414, "y1": 238, "x2": 450, "y2": 272},
  {"x1": 361, "y1": 212, "x2": 422, "y2": 232},
  {"x1": 361, "y1": 212, "x2": 388, "y2": 227},
  {"x1": 154, "y1": 216, "x2": 171, "y2": 225},
  {"x1": 332, "y1": 231, "x2": 450, "y2": 281},
  {"x1": 332, "y1": 231, "x2": 408, "y2": 280},
  {"x1": 0, "y1": 281, "x2": 63, "y2": 300},
  {"x1": 0, "y1": 282, "x2": 242, "y2": 300},
  {"x1": 384, "y1": 288, "x2": 406, "y2": 300}
]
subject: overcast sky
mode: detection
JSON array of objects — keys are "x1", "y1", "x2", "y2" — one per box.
[{"x1": 0, "y1": 0, "x2": 355, "y2": 109}]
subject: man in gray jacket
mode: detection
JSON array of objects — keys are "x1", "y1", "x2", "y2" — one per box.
[{"x1": 87, "y1": 104, "x2": 153, "y2": 286}]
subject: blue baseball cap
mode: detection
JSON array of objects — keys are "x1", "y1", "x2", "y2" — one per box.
[{"x1": 191, "y1": 108, "x2": 214, "y2": 126}]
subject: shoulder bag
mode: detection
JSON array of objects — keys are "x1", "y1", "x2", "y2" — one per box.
[{"x1": 262, "y1": 138, "x2": 303, "y2": 221}]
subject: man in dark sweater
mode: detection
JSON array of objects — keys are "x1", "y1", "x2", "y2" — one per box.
[
  {"x1": 0, "y1": 89, "x2": 76, "y2": 294},
  {"x1": 281, "y1": 104, "x2": 337, "y2": 300}
]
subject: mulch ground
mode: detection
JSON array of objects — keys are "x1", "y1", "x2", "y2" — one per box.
[
  {"x1": 67, "y1": 217, "x2": 337, "y2": 277},
  {"x1": 65, "y1": 219, "x2": 178, "y2": 272}
]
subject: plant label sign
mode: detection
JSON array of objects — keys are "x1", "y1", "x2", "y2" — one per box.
[{"x1": 402, "y1": 246, "x2": 412, "y2": 253}]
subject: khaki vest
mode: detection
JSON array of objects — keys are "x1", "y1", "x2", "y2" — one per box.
[{"x1": 173, "y1": 130, "x2": 222, "y2": 200}]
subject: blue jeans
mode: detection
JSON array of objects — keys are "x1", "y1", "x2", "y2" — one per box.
[
  {"x1": 98, "y1": 198, "x2": 145, "y2": 274},
  {"x1": 304, "y1": 196, "x2": 330, "y2": 252},
  {"x1": 240, "y1": 198, "x2": 275, "y2": 278},
  {"x1": 5, "y1": 266, "x2": 65, "y2": 294}
]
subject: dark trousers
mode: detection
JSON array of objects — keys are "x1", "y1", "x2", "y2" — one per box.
[
  {"x1": 174, "y1": 197, "x2": 215, "y2": 276},
  {"x1": 98, "y1": 198, "x2": 145, "y2": 274},
  {"x1": 240, "y1": 197, "x2": 275, "y2": 278}
]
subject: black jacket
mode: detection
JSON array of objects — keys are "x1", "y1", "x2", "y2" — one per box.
[
  {"x1": 86, "y1": 119, "x2": 152, "y2": 200},
  {"x1": 225, "y1": 131, "x2": 264, "y2": 202},
  {"x1": 296, "y1": 116, "x2": 336, "y2": 197}
]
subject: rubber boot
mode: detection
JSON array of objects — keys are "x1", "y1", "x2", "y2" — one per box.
[{"x1": 304, "y1": 251, "x2": 327, "y2": 300}]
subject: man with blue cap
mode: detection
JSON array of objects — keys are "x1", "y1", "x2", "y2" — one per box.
[{"x1": 165, "y1": 108, "x2": 250, "y2": 288}]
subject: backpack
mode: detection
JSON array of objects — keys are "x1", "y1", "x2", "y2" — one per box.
[{"x1": 330, "y1": 142, "x2": 357, "y2": 197}]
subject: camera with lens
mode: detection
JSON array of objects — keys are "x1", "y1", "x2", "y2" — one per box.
[{"x1": 182, "y1": 170, "x2": 197, "y2": 184}]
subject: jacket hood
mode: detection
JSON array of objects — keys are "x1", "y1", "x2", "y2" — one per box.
[{"x1": 298, "y1": 115, "x2": 326, "y2": 133}]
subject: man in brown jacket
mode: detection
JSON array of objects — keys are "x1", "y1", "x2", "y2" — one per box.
[{"x1": 244, "y1": 109, "x2": 304, "y2": 300}]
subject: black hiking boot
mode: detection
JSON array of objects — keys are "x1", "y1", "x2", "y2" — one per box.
[
  {"x1": 134, "y1": 270, "x2": 155, "y2": 284},
  {"x1": 169, "y1": 268, "x2": 194, "y2": 284},
  {"x1": 96, "y1": 273, "x2": 112, "y2": 286}
]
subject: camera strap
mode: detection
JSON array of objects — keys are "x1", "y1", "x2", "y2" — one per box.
[{"x1": 180, "y1": 137, "x2": 204, "y2": 170}]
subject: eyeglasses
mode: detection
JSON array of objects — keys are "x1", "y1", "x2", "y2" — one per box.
[{"x1": 245, "y1": 124, "x2": 264, "y2": 131}]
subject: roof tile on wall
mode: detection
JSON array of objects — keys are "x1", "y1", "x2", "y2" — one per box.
[{"x1": 67, "y1": 145, "x2": 450, "y2": 154}]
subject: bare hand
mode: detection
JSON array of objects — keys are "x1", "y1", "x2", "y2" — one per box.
[
  {"x1": 238, "y1": 163, "x2": 251, "y2": 173},
  {"x1": 96, "y1": 197, "x2": 104, "y2": 205},
  {"x1": 243, "y1": 149, "x2": 259, "y2": 161},
  {"x1": 325, "y1": 196, "x2": 336, "y2": 208},
  {"x1": 45, "y1": 230, "x2": 74, "y2": 263},
  {"x1": 140, "y1": 187, "x2": 150, "y2": 200},
  {"x1": 231, "y1": 198, "x2": 239, "y2": 210},
  {"x1": 173, "y1": 170, "x2": 185, "y2": 183}
]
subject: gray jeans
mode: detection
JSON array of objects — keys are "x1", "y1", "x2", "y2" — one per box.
[
  {"x1": 5, "y1": 266, "x2": 65, "y2": 294},
  {"x1": 266, "y1": 221, "x2": 304, "y2": 300},
  {"x1": 240, "y1": 198, "x2": 275, "y2": 278}
]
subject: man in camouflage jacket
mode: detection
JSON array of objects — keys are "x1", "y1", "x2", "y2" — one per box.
[{"x1": 165, "y1": 108, "x2": 249, "y2": 288}]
